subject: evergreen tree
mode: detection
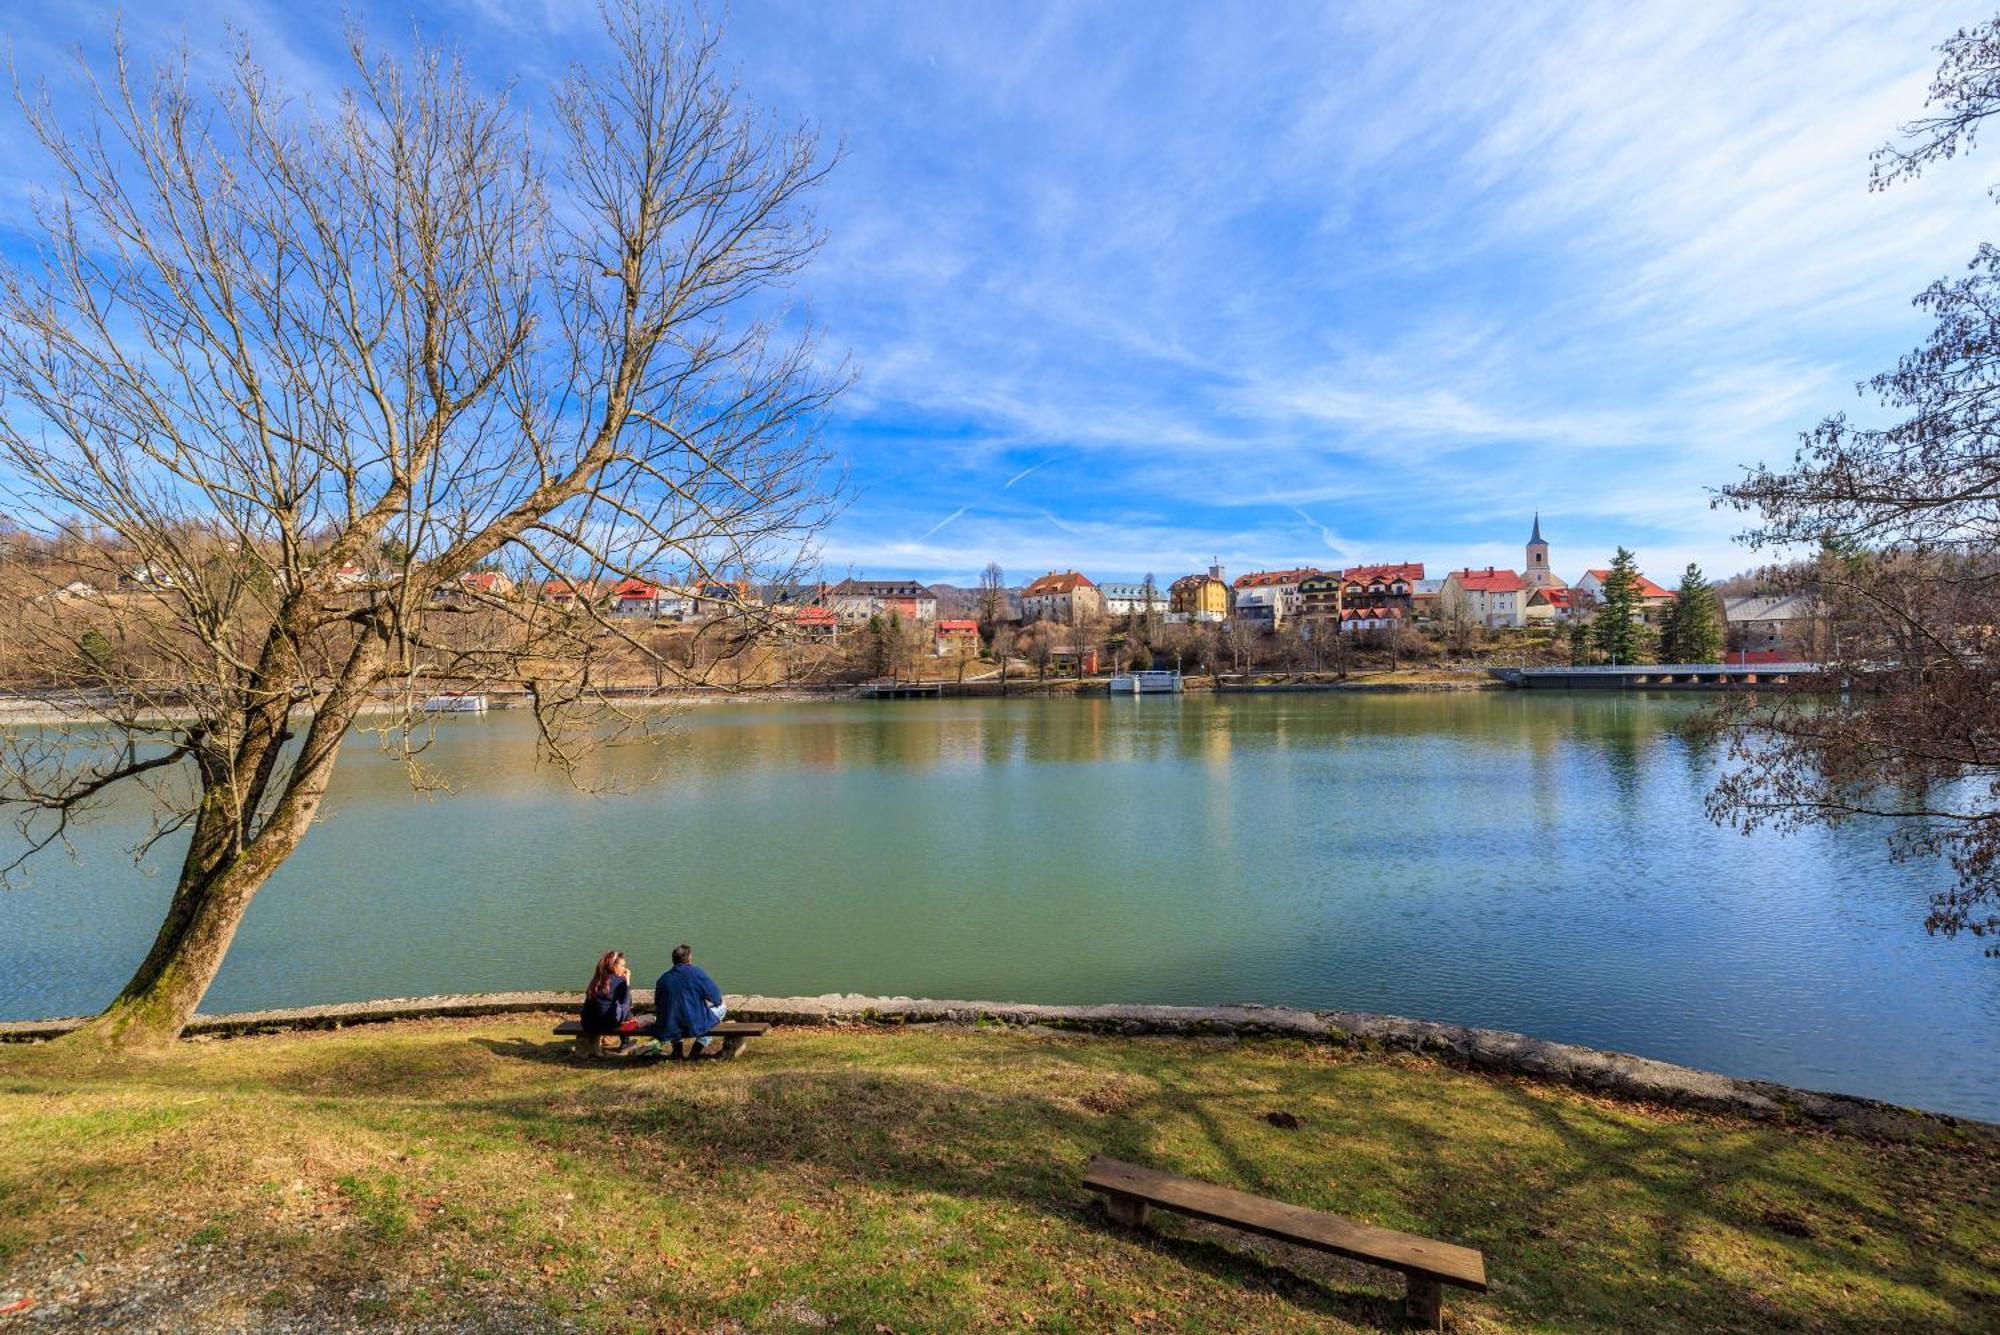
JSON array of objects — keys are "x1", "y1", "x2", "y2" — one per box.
[
  {"x1": 1591, "y1": 547, "x2": 1643, "y2": 664},
  {"x1": 1566, "y1": 617, "x2": 1590, "y2": 665},
  {"x1": 1660, "y1": 562, "x2": 1723, "y2": 663},
  {"x1": 865, "y1": 612, "x2": 890, "y2": 677}
]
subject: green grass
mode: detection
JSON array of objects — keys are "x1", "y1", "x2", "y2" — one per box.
[{"x1": 0, "y1": 1018, "x2": 1993, "y2": 1331}]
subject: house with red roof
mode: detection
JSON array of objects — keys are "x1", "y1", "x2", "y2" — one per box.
[
  {"x1": 1231, "y1": 567, "x2": 1322, "y2": 626},
  {"x1": 540, "y1": 577, "x2": 594, "y2": 608},
  {"x1": 433, "y1": 568, "x2": 516, "y2": 607},
  {"x1": 933, "y1": 618, "x2": 980, "y2": 655},
  {"x1": 1020, "y1": 571, "x2": 1103, "y2": 623},
  {"x1": 780, "y1": 604, "x2": 839, "y2": 639},
  {"x1": 1574, "y1": 567, "x2": 1675, "y2": 622},
  {"x1": 1443, "y1": 566, "x2": 1529, "y2": 628},
  {"x1": 1525, "y1": 585, "x2": 1578, "y2": 624},
  {"x1": 1305, "y1": 562, "x2": 1424, "y2": 632},
  {"x1": 606, "y1": 578, "x2": 691, "y2": 621}
]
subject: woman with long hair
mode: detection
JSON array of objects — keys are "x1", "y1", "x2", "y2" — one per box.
[{"x1": 579, "y1": 950, "x2": 635, "y2": 1041}]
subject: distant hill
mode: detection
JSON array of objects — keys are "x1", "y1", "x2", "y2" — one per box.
[{"x1": 928, "y1": 583, "x2": 1020, "y2": 619}]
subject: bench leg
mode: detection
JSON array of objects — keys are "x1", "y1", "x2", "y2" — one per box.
[
  {"x1": 1405, "y1": 1274, "x2": 1443, "y2": 1331},
  {"x1": 720, "y1": 1034, "x2": 748, "y2": 1060},
  {"x1": 1102, "y1": 1193, "x2": 1150, "y2": 1229}
]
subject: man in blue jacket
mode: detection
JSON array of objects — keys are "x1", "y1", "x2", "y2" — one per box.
[{"x1": 652, "y1": 943, "x2": 726, "y2": 1057}]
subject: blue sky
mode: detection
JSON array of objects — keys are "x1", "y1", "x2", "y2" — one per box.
[{"x1": 7, "y1": 2, "x2": 1996, "y2": 586}]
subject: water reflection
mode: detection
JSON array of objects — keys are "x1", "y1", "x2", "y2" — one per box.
[{"x1": 2, "y1": 693, "x2": 1995, "y2": 1119}]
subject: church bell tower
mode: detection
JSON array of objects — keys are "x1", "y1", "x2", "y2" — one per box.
[{"x1": 1525, "y1": 513, "x2": 1559, "y2": 589}]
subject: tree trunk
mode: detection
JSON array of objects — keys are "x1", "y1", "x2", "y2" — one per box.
[
  {"x1": 65, "y1": 624, "x2": 387, "y2": 1048},
  {"x1": 69, "y1": 851, "x2": 275, "y2": 1047}
]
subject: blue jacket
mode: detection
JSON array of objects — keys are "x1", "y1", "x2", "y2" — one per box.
[{"x1": 651, "y1": 963, "x2": 723, "y2": 1040}]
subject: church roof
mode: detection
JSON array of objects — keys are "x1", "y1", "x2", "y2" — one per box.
[{"x1": 1530, "y1": 511, "x2": 1544, "y2": 544}]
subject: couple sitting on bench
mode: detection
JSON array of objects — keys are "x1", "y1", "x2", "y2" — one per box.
[{"x1": 581, "y1": 943, "x2": 729, "y2": 1057}]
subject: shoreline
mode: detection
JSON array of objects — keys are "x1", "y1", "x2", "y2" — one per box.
[
  {"x1": 0, "y1": 676, "x2": 1508, "y2": 723},
  {"x1": 5, "y1": 990, "x2": 1991, "y2": 1144}
]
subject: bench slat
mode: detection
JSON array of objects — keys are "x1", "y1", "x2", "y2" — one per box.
[
  {"x1": 551, "y1": 1019, "x2": 770, "y2": 1037},
  {"x1": 1084, "y1": 1155, "x2": 1485, "y2": 1291}
]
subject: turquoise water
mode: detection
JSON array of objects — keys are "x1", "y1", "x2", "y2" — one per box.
[{"x1": 4, "y1": 693, "x2": 1996, "y2": 1119}]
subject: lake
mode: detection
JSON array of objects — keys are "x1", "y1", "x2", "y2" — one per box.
[{"x1": 4, "y1": 693, "x2": 1997, "y2": 1120}]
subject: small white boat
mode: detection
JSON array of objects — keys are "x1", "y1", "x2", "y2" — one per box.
[
  {"x1": 1107, "y1": 670, "x2": 1183, "y2": 694},
  {"x1": 421, "y1": 693, "x2": 488, "y2": 713}
]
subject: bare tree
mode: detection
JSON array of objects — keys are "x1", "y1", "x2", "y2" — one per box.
[
  {"x1": 1438, "y1": 586, "x2": 1482, "y2": 657},
  {"x1": 1070, "y1": 609, "x2": 1104, "y2": 679},
  {"x1": 1715, "y1": 13, "x2": 2000, "y2": 952},
  {"x1": 0, "y1": 5, "x2": 844, "y2": 1045},
  {"x1": 976, "y1": 561, "x2": 1007, "y2": 626},
  {"x1": 1224, "y1": 618, "x2": 1260, "y2": 677},
  {"x1": 1024, "y1": 622, "x2": 1056, "y2": 681},
  {"x1": 992, "y1": 621, "x2": 1017, "y2": 695},
  {"x1": 948, "y1": 632, "x2": 978, "y2": 684}
]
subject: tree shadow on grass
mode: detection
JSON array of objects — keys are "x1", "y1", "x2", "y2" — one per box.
[
  {"x1": 437, "y1": 1063, "x2": 1414, "y2": 1328},
  {"x1": 1501, "y1": 1077, "x2": 1997, "y2": 1325},
  {"x1": 36, "y1": 1027, "x2": 1989, "y2": 1333}
]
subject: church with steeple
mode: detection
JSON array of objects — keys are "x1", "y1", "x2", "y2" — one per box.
[{"x1": 1524, "y1": 513, "x2": 1564, "y2": 590}]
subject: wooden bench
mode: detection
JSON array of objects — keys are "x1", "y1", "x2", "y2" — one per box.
[
  {"x1": 1083, "y1": 1154, "x2": 1486, "y2": 1331},
  {"x1": 552, "y1": 1018, "x2": 770, "y2": 1060}
]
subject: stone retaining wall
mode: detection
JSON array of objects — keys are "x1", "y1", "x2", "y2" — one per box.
[{"x1": 4, "y1": 991, "x2": 1991, "y2": 1146}]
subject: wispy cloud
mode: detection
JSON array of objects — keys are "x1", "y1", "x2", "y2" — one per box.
[
  {"x1": 1003, "y1": 459, "x2": 1050, "y2": 489},
  {"x1": 10, "y1": 1, "x2": 1986, "y2": 586},
  {"x1": 916, "y1": 506, "x2": 968, "y2": 541}
]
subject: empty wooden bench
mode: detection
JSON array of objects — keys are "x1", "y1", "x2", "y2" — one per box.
[
  {"x1": 1083, "y1": 1154, "x2": 1486, "y2": 1331},
  {"x1": 552, "y1": 1017, "x2": 770, "y2": 1059}
]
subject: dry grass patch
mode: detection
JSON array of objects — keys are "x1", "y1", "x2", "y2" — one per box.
[{"x1": 0, "y1": 1018, "x2": 1992, "y2": 1332}]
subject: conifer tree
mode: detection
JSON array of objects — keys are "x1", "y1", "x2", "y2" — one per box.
[
  {"x1": 1591, "y1": 547, "x2": 1644, "y2": 664},
  {"x1": 1661, "y1": 562, "x2": 1724, "y2": 663},
  {"x1": 1567, "y1": 617, "x2": 1590, "y2": 665}
]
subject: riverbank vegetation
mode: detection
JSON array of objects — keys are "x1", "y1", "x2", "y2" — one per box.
[{"x1": 1, "y1": 1018, "x2": 1992, "y2": 1331}]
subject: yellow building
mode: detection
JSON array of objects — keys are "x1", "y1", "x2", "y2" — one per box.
[{"x1": 1169, "y1": 564, "x2": 1231, "y2": 622}]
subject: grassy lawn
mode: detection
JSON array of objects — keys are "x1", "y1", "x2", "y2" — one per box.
[{"x1": 0, "y1": 1018, "x2": 1993, "y2": 1332}]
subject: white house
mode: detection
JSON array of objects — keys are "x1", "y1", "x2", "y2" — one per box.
[
  {"x1": 1442, "y1": 567, "x2": 1528, "y2": 628},
  {"x1": 1097, "y1": 580, "x2": 1164, "y2": 619}
]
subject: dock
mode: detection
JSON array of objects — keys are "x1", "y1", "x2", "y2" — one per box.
[
  {"x1": 858, "y1": 682, "x2": 944, "y2": 700},
  {"x1": 1492, "y1": 662, "x2": 1819, "y2": 690}
]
